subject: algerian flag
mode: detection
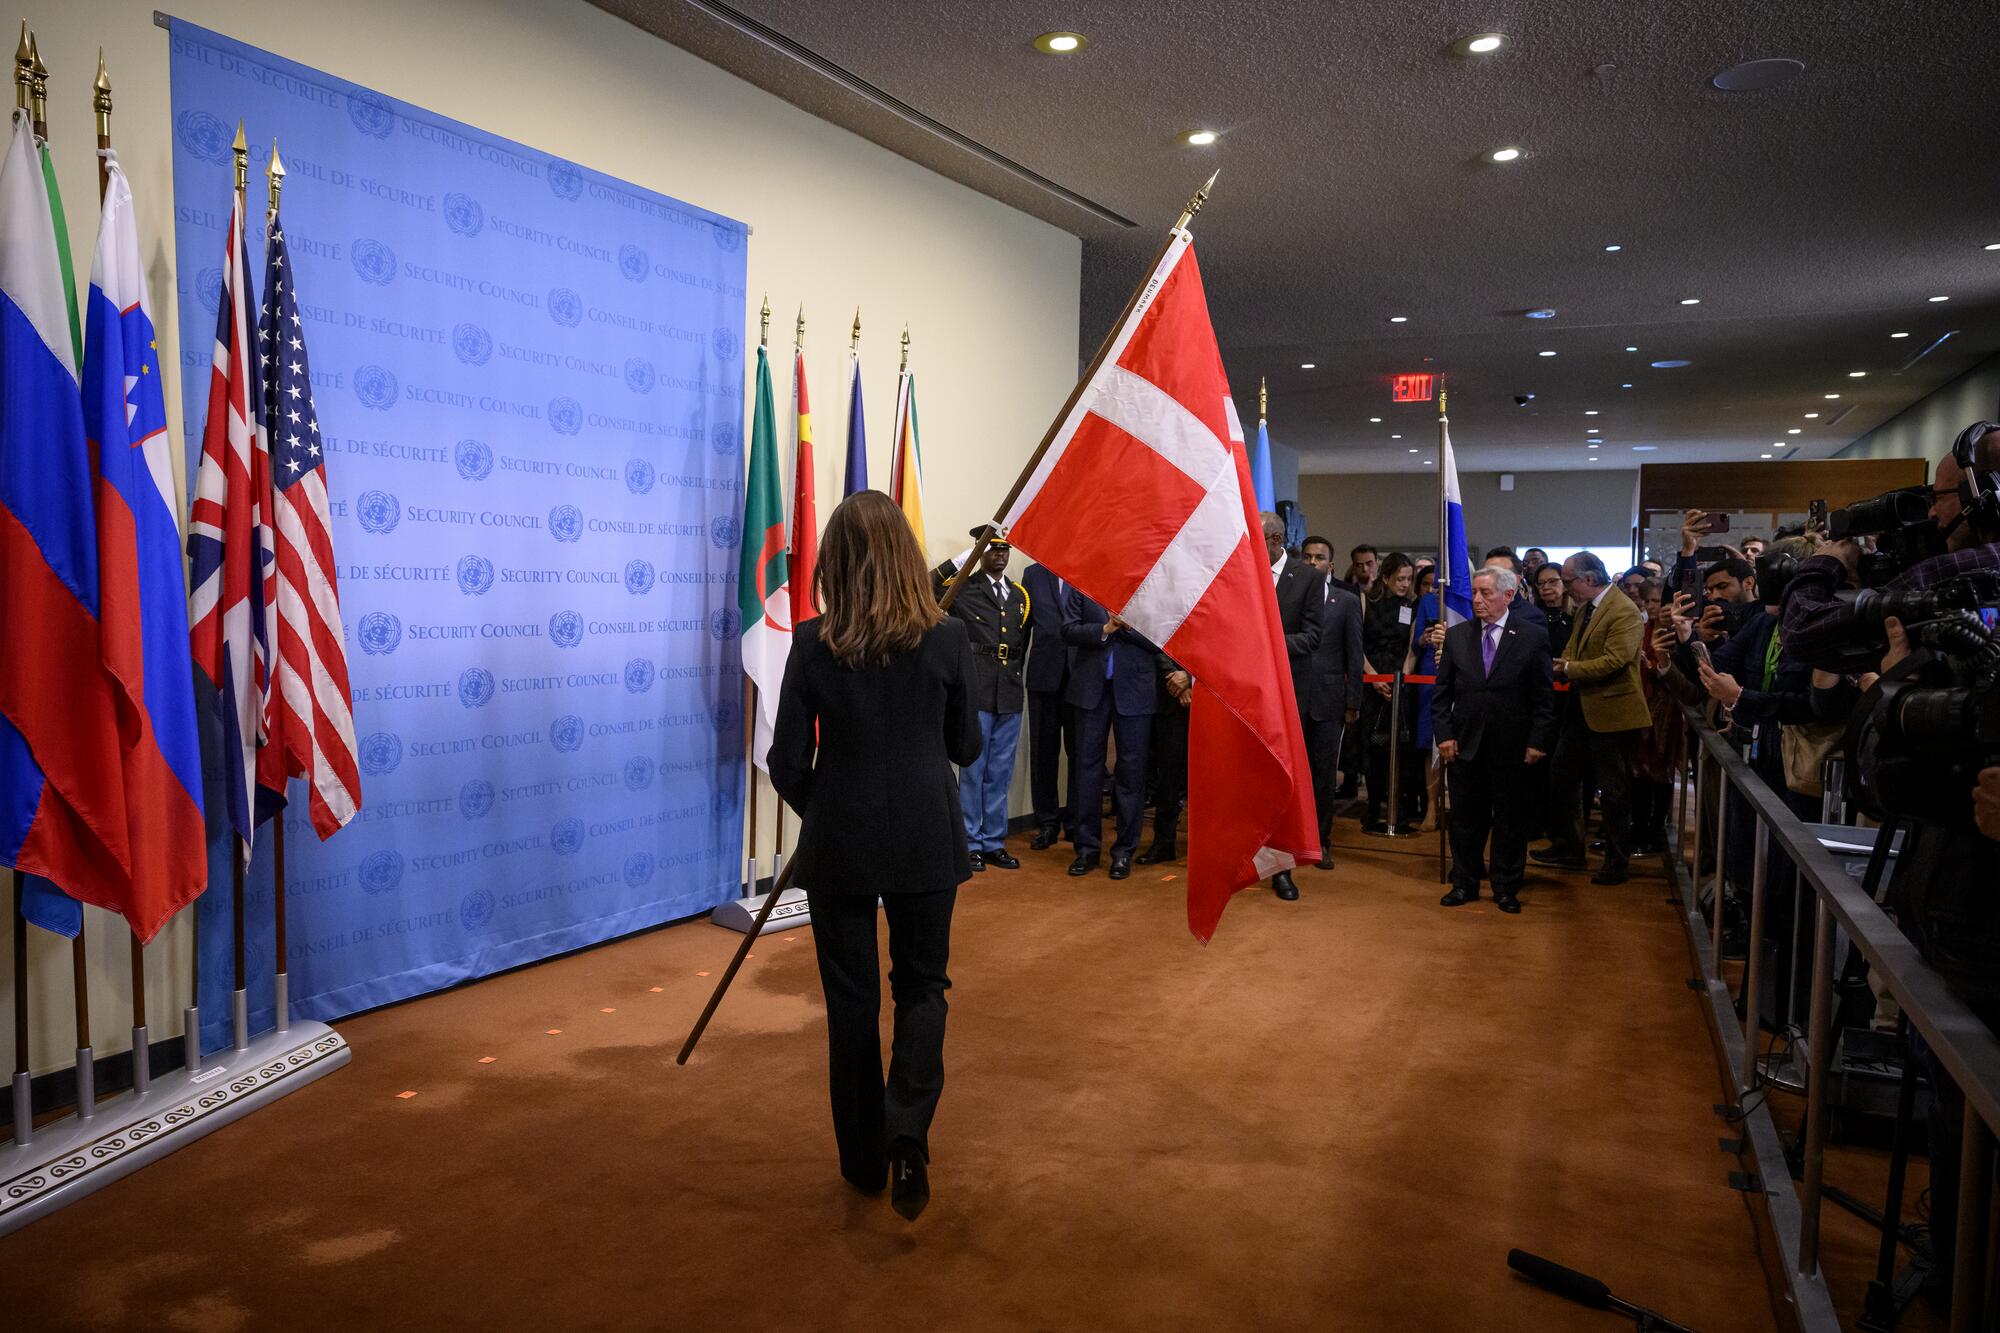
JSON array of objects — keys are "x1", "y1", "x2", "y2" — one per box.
[{"x1": 738, "y1": 342, "x2": 789, "y2": 771}]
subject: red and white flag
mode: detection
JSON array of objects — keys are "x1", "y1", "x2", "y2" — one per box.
[{"x1": 1001, "y1": 231, "x2": 1318, "y2": 940}]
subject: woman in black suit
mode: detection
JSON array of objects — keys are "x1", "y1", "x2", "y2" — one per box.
[{"x1": 768, "y1": 490, "x2": 983, "y2": 1222}]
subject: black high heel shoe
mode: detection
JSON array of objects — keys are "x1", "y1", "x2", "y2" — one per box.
[{"x1": 889, "y1": 1138, "x2": 929, "y2": 1221}]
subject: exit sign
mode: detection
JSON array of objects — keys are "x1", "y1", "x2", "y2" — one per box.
[{"x1": 1392, "y1": 373, "x2": 1435, "y2": 403}]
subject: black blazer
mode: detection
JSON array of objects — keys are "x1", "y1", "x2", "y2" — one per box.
[
  {"x1": 1305, "y1": 584, "x2": 1365, "y2": 721},
  {"x1": 951, "y1": 573, "x2": 1030, "y2": 714},
  {"x1": 1061, "y1": 590, "x2": 1158, "y2": 716},
  {"x1": 1429, "y1": 614, "x2": 1557, "y2": 763},
  {"x1": 768, "y1": 617, "x2": 983, "y2": 894},
  {"x1": 1021, "y1": 562, "x2": 1070, "y2": 695},
  {"x1": 1273, "y1": 557, "x2": 1323, "y2": 701}
]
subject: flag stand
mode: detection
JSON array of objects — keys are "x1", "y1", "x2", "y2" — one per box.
[
  {"x1": 273, "y1": 822, "x2": 288, "y2": 1033},
  {"x1": 682, "y1": 171, "x2": 1221, "y2": 1059},
  {"x1": 10, "y1": 873, "x2": 30, "y2": 1147}
]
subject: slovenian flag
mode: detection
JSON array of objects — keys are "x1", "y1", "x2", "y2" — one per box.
[
  {"x1": 0, "y1": 108, "x2": 136, "y2": 932},
  {"x1": 1438, "y1": 404, "x2": 1473, "y2": 627},
  {"x1": 738, "y1": 341, "x2": 788, "y2": 771}
]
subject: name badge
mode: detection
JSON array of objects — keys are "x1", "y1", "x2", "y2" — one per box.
[{"x1": 1398, "y1": 605, "x2": 1413, "y2": 625}]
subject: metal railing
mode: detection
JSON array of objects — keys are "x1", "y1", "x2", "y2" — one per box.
[{"x1": 1669, "y1": 706, "x2": 2000, "y2": 1332}]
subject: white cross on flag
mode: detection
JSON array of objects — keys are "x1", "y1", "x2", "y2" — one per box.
[{"x1": 1000, "y1": 230, "x2": 1318, "y2": 940}]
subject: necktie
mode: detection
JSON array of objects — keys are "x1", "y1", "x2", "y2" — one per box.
[
  {"x1": 1577, "y1": 600, "x2": 1596, "y2": 641},
  {"x1": 992, "y1": 577, "x2": 1005, "y2": 605},
  {"x1": 1482, "y1": 622, "x2": 1499, "y2": 676}
]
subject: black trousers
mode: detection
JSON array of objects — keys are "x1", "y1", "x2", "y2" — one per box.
[
  {"x1": 1027, "y1": 686, "x2": 1076, "y2": 835},
  {"x1": 1149, "y1": 703, "x2": 1189, "y2": 844},
  {"x1": 1548, "y1": 711, "x2": 1641, "y2": 869},
  {"x1": 1073, "y1": 700, "x2": 1151, "y2": 858},
  {"x1": 805, "y1": 887, "x2": 956, "y2": 1181},
  {"x1": 1302, "y1": 712, "x2": 1347, "y2": 841},
  {"x1": 1447, "y1": 751, "x2": 1532, "y2": 897}
]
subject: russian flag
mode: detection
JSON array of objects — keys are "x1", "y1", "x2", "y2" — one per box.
[
  {"x1": 0, "y1": 109, "x2": 134, "y2": 925},
  {"x1": 1438, "y1": 407, "x2": 1474, "y2": 627}
]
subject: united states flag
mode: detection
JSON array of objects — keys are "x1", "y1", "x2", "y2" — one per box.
[
  {"x1": 259, "y1": 207, "x2": 360, "y2": 836},
  {"x1": 187, "y1": 185, "x2": 274, "y2": 856}
]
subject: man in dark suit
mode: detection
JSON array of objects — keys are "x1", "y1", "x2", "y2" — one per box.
[
  {"x1": 1432, "y1": 565, "x2": 1557, "y2": 912},
  {"x1": 1062, "y1": 589, "x2": 1156, "y2": 880},
  {"x1": 1483, "y1": 547, "x2": 1548, "y2": 639},
  {"x1": 948, "y1": 530, "x2": 1030, "y2": 873},
  {"x1": 1020, "y1": 560, "x2": 1075, "y2": 849},
  {"x1": 1264, "y1": 512, "x2": 1321, "y2": 899},
  {"x1": 1299, "y1": 535, "x2": 1363, "y2": 870},
  {"x1": 1137, "y1": 650, "x2": 1191, "y2": 863}
]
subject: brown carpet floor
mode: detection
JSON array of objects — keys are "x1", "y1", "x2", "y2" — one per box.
[{"x1": 3, "y1": 829, "x2": 1798, "y2": 1332}]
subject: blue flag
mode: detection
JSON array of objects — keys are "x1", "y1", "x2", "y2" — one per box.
[
  {"x1": 1439, "y1": 410, "x2": 1473, "y2": 626},
  {"x1": 1250, "y1": 417, "x2": 1275, "y2": 512},
  {"x1": 843, "y1": 351, "x2": 867, "y2": 495}
]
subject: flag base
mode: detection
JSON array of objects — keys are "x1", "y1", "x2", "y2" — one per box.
[
  {"x1": 710, "y1": 888, "x2": 811, "y2": 933},
  {"x1": 0, "y1": 1019, "x2": 350, "y2": 1238}
]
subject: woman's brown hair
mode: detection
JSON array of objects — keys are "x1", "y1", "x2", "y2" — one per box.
[{"x1": 813, "y1": 490, "x2": 946, "y2": 668}]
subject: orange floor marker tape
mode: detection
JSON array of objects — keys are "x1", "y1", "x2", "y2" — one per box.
[
  {"x1": 696, "y1": 970, "x2": 709, "y2": 977},
  {"x1": 544, "y1": 1028, "x2": 563, "y2": 1036},
  {"x1": 477, "y1": 1057, "x2": 496, "y2": 1064},
  {"x1": 396, "y1": 1091, "x2": 416, "y2": 1100},
  {"x1": 600, "y1": 1007, "x2": 615, "y2": 1014},
  {"x1": 648, "y1": 986, "x2": 663, "y2": 993}
]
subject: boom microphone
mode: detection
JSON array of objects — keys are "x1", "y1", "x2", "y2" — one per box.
[{"x1": 1506, "y1": 1249, "x2": 1698, "y2": 1332}]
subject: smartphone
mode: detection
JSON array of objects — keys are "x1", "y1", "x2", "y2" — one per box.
[
  {"x1": 1704, "y1": 513, "x2": 1731, "y2": 535},
  {"x1": 1688, "y1": 640, "x2": 1714, "y2": 672},
  {"x1": 1806, "y1": 499, "x2": 1829, "y2": 532}
]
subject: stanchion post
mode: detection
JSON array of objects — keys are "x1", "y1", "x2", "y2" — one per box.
[
  {"x1": 1799, "y1": 894, "x2": 1838, "y2": 1277},
  {"x1": 1710, "y1": 766, "x2": 1729, "y2": 961},
  {"x1": 1385, "y1": 672, "x2": 1404, "y2": 832},
  {"x1": 1948, "y1": 1108, "x2": 1994, "y2": 1333},
  {"x1": 273, "y1": 819, "x2": 289, "y2": 1034},
  {"x1": 69, "y1": 922, "x2": 92, "y2": 1121},
  {"x1": 1741, "y1": 823, "x2": 1769, "y2": 1094},
  {"x1": 230, "y1": 841, "x2": 248, "y2": 1052},
  {"x1": 11, "y1": 870, "x2": 31, "y2": 1146}
]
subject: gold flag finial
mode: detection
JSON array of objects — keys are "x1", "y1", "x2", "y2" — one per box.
[
  {"x1": 794, "y1": 304, "x2": 805, "y2": 348},
  {"x1": 26, "y1": 30, "x2": 45, "y2": 131},
  {"x1": 1174, "y1": 169, "x2": 1219, "y2": 232},
  {"x1": 267, "y1": 140, "x2": 286, "y2": 214},
  {"x1": 900, "y1": 323, "x2": 910, "y2": 372},
  {"x1": 759, "y1": 294, "x2": 770, "y2": 348},
  {"x1": 232, "y1": 119, "x2": 248, "y2": 193},
  {"x1": 1438, "y1": 384, "x2": 1449, "y2": 417},
  {"x1": 94, "y1": 48, "x2": 112, "y2": 138},
  {"x1": 1259, "y1": 375, "x2": 1267, "y2": 424},
  {"x1": 850, "y1": 308, "x2": 860, "y2": 352},
  {"x1": 12, "y1": 24, "x2": 28, "y2": 111}
]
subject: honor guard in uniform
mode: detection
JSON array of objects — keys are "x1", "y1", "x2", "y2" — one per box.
[{"x1": 947, "y1": 527, "x2": 1031, "y2": 871}]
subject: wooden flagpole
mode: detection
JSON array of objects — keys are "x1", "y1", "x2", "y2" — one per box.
[
  {"x1": 266, "y1": 144, "x2": 292, "y2": 1033},
  {"x1": 676, "y1": 172, "x2": 1219, "y2": 1065}
]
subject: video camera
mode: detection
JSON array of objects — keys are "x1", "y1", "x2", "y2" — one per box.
[
  {"x1": 1843, "y1": 573, "x2": 2000, "y2": 827},
  {"x1": 1825, "y1": 486, "x2": 1946, "y2": 588}
]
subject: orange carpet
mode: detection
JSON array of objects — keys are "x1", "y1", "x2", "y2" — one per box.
[{"x1": 3, "y1": 828, "x2": 1794, "y2": 1331}]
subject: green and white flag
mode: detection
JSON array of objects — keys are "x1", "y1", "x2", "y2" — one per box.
[{"x1": 737, "y1": 342, "x2": 790, "y2": 771}]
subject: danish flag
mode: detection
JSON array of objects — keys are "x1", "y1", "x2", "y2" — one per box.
[{"x1": 1000, "y1": 230, "x2": 1318, "y2": 940}]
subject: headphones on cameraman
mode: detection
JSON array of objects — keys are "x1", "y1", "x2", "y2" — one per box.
[{"x1": 1949, "y1": 420, "x2": 2000, "y2": 538}]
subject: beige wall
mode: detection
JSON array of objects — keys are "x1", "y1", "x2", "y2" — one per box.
[
  {"x1": 7, "y1": 0, "x2": 1079, "y2": 1075},
  {"x1": 1838, "y1": 351, "x2": 2000, "y2": 462},
  {"x1": 1295, "y1": 468, "x2": 1641, "y2": 558}
]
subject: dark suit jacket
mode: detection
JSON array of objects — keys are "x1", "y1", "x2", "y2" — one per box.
[
  {"x1": 1021, "y1": 562, "x2": 1070, "y2": 694},
  {"x1": 1304, "y1": 583, "x2": 1365, "y2": 721},
  {"x1": 768, "y1": 617, "x2": 983, "y2": 894},
  {"x1": 1273, "y1": 557, "x2": 1323, "y2": 703},
  {"x1": 1430, "y1": 613, "x2": 1556, "y2": 763},
  {"x1": 1061, "y1": 590, "x2": 1158, "y2": 716},
  {"x1": 1508, "y1": 593, "x2": 1548, "y2": 636},
  {"x1": 950, "y1": 573, "x2": 1030, "y2": 714}
]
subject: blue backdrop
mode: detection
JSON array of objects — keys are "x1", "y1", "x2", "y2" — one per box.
[{"x1": 167, "y1": 23, "x2": 748, "y2": 1049}]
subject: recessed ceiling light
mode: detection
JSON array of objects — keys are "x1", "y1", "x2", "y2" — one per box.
[
  {"x1": 1487, "y1": 146, "x2": 1522, "y2": 163},
  {"x1": 1651, "y1": 359, "x2": 1691, "y2": 369},
  {"x1": 1890, "y1": 331, "x2": 1910, "y2": 339},
  {"x1": 1804, "y1": 412, "x2": 1820, "y2": 418},
  {"x1": 1391, "y1": 434, "x2": 1402, "y2": 440},
  {"x1": 1986, "y1": 243, "x2": 2000, "y2": 251},
  {"x1": 1713, "y1": 57, "x2": 1806, "y2": 92},
  {"x1": 1625, "y1": 346, "x2": 1638, "y2": 352},
  {"x1": 1929, "y1": 295, "x2": 1950, "y2": 302},
  {"x1": 1455, "y1": 33, "x2": 1505, "y2": 55},
  {"x1": 1033, "y1": 31, "x2": 1086, "y2": 54},
  {"x1": 1408, "y1": 447, "x2": 1419, "y2": 453},
  {"x1": 1679, "y1": 298, "x2": 1701, "y2": 306},
  {"x1": 1587, "y1": 426, "x2": 1601, "y2": 433},
  {"x1": 1787, "y1": 428, "x2": 1801, "y2": 435},
  {"x1": 1525, "y1": 308, "x2": 1557, "y2": 319},
  {"x1": 1300, "y1": 362, "x2": 1316, "y2": 369},
  {"x1": 1761, "y1": 453, "x2": 1773, "y2": 459},
  {"x1": 1621, "y1": 383, "x2": 1633, "y2": 389},
  {"x1": 1183, "y1": 129, "x2": 1219, "y2": 146},
  {"x1": 1584, "y1": 410, "x2": 1599, "y2": 415},
  {"x1": 1848, "y1": 370, "x2": 1867, "y2": 378},
  {"x1": 1424, "y1": 459, "x2": 1434, "y2": 465},
  {"x1": 1389, "y1": 315, "x2": 1408, "y2": 323},
  {"x1": 1632, "y1": 445, "x2": 1658, "y2": 451},
  {"x1": 1825, "y1": 393, "x2": 1840, "y2": 399},
  {"x1": 1587, "y1": 442, "x2": 1600, "y2": 449},
  {"x1": 1369, "y1": 416, "x2": 1382, "y2": 423},
  {"x1": 1538, "y1": 350, "x2": 1557, "y2": 357},
  {"x1": 1603, "y1": 244, "x2": 1623, "y2": 253}
]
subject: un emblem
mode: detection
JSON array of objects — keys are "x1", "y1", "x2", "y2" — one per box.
[
  {"x1": 623, "y1": 756, "x2": 655, "y2": 791},
  {"x1": 443, "y1": 192, "x2": 484, "y2": 237},
  {"x1": 356, "y1": 489, "x2": 402, "y2": 534},
  {"x1": 623, "y1": 559, "x2": 655, "y2": 595},
  {"x1": 456, "y1": 554, "x2": 494, "y2": 596},
  {"x1": 350, "y1": 239, "x2": 398, "y2": 287},
  {"x1": 459, "y1": 888, "x2": 496, "y2": 931},
  {"x1": 458, "y1": 778, "x2": 495, "y2": 820},
  {"x1": 195, "y1": 267, "x2": 223, "y2": 315},
  {"x1": 548, "y1": 504, "x2": 583, "y2": 543},
  {"x1": 548, "y1": 396, "x2": 583, "y2": 436},
  {"x1": 710, "y1": 514, "x2": 740, "y2": 550},
  {"x1": 358, "y1": 849, "x2": 405, "y2": 895},
  {"x1": 174, "y1": 109, "x2": 232, "y2": 164},
  {"x1": 549, "y1": 714, "x2": 584, "y2": 753},
  {"x1": 546, "y1": 157, "x2": 584, "y2": 200},
  {"x1": 458, "y1": 666, "x2": 495, "y2": 708},
  {"x1": 710, "y1": 420, "x2": 740, "y2": 456},
  {"x1": 711, "y1": 221, "x2": 742, "y2": 253},
  {"x1": 551, "y1": 817, "x2": 586, "y2": 856},
  {"x1": 618, "y1": 243, "x2": 649, "y2": 282},
  {"x1": 347, "y1": 90, "x2": 396, "y2": 138},
  {"x1": 624, "y1": 657, "x2": 656, "y2": 694},
  {"x1": 549, "y1": 610, "x2": 585, "y2": 648},
  {"x1": 455, "y1": 438, "x2": 494, "y2": 481},
  {"x1": 547, "y1": 287, "x2": 583, "y2": 328},
  {"x1": 354, "y1": 365, "x2": 400, "y2": 412},
  {"x1": 359, "y1": 731, "x2": 403, "y2": 776},
  {"x1": 453, "y1": 322, "x2": 493, "y2": 366},
  {"x1": 714, "y1": 696, "x2": 741, "y2": 732},
  {"x1": 712, "y1": 327, "x2": 741, "y2": 362},
  {"x1": 624, "y1": 458, "x2": 655, "y2": 494},
  {"x1": 623, "y1": 852, "x2": 655, "y2": 887},
  {"x1": 709, "y1": 608, "x2": 741, "y2": 641},
  {"x1": 623, "y1": 357, "x2": 655, "y2": 395},
  {"x1": 357, "y1": 611, "x2": 403, "y2": 656}
]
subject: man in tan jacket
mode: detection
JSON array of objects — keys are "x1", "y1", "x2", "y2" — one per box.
[{"x1": 1533, "y1": 552, "x2": 1652, "y2": 884}]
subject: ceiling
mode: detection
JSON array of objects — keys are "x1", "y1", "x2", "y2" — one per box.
[{"x1": 590, "y1": 0, "x2": 2000, "y2": 473}]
